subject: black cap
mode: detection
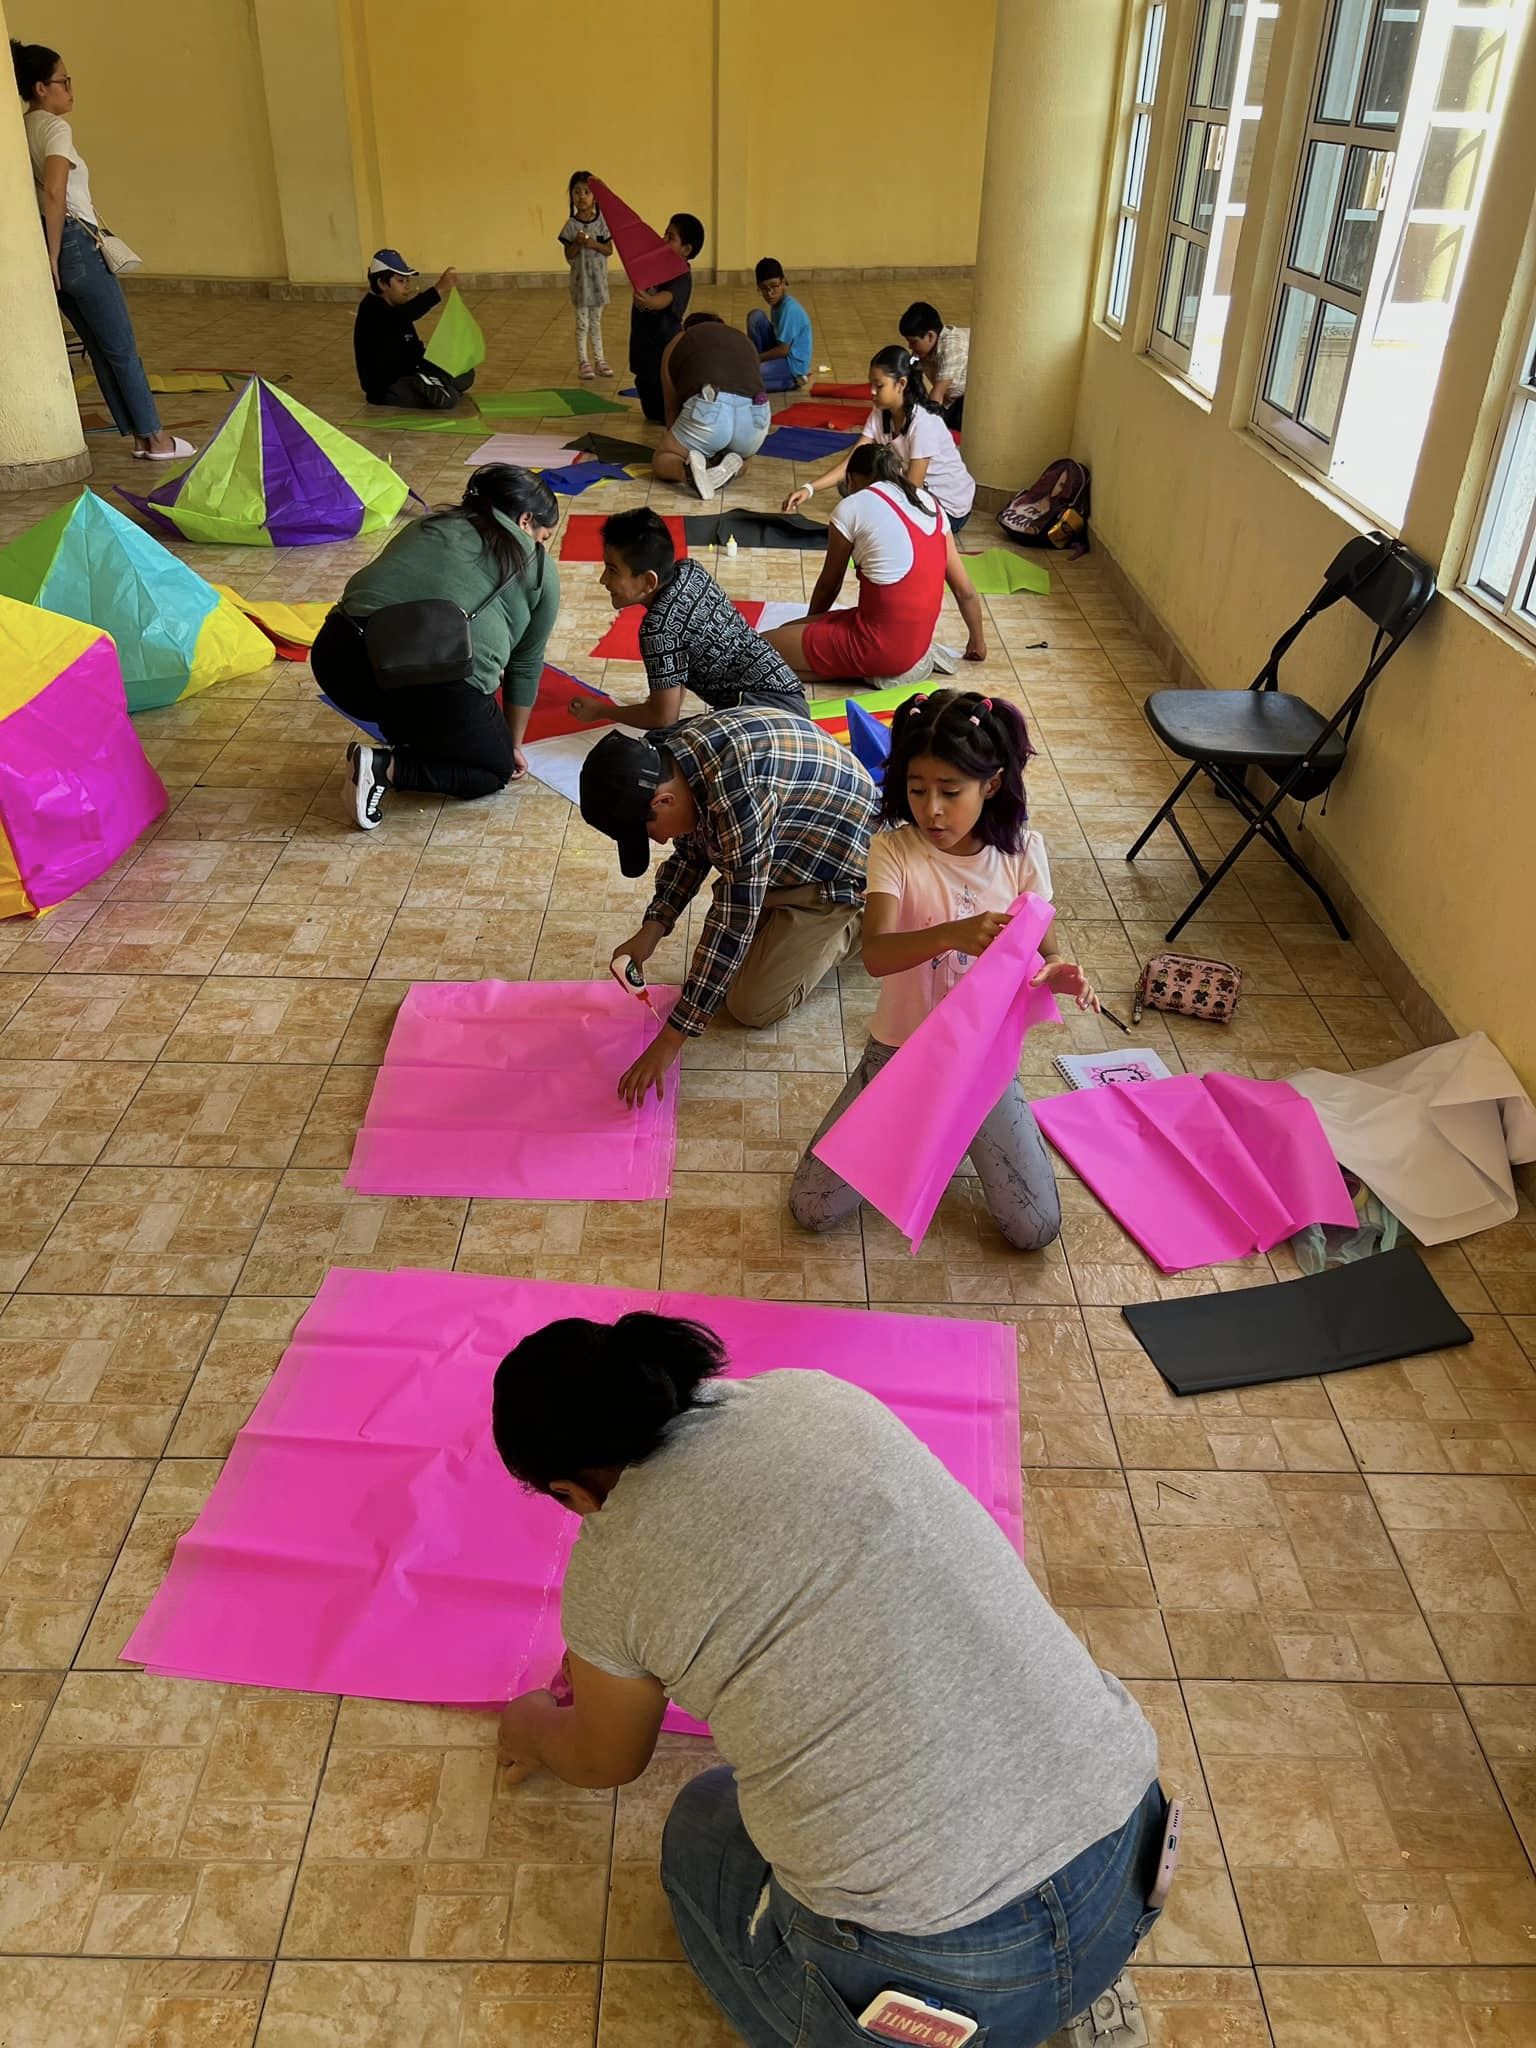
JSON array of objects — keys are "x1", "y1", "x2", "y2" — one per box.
[{"x1": 580, "y1": 730, "x2": 663, "y2": 878}]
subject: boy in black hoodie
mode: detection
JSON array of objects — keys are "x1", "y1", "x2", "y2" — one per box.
[
  {"x1": 629, "y1": 213, "x2": 703, "y2": 424},
  {"x1": 354, "y1": 248, "x2": 472, "y2": 410}
]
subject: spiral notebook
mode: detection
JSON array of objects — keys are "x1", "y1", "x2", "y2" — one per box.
[{"x1": 1053, "y1": 1048, "x2": 1172, "y2": 1090}]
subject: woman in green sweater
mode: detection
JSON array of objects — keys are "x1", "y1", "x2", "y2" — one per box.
[{"x1": 312, "y1": 466, "x2": 561, "y2": 830}]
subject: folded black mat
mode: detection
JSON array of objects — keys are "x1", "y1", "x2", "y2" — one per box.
[
  {"x1": 682, "y1": 511, "x2": 829, "y2": 551},
  {"x1": 563, "y1": 433, "x2": 656, "y2": 466},
  {"x1": 1122, "y1": 1246, "x2": 1472, "y2": 1395}
]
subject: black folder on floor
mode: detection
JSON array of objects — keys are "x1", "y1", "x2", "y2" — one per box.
[
  {"x1": 1122, "y1": 1246, "x2": 1472, "y2": 1395},
  {"x1": 682, "y1": 511, "x2": 829, "y2": 551}
]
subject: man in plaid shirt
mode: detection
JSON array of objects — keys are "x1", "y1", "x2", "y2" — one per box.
[{"x1": 580, "y1": 710, "x2": 878, "y2": 1104}]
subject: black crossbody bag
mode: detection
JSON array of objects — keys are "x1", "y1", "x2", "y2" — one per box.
[{"x1": 355, "y1": 544, "x2": 544, "y2": 692}]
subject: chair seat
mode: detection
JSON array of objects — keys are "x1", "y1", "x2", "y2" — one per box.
[{"x1": 1145, "y1": 688, "x2": 1347, "y2": 778}]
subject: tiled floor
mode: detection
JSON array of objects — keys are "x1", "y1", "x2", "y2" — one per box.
[{"x1": 0, "y1": 280, "x2": 1532, "y2": 2046}]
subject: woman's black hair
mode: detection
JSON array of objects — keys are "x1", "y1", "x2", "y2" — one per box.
[
  {"x1": 843, "y1": 441, "x2": 932, "y2": 516},
  {"x1": 425, "y1": 464, "x2": 557, "y2": 581},
  {"x1": 868, "y1": 345, "x2": 940, "y2": 437},
  {"x1": 881, "y1": 688, "x2": 1035, "y2": 853},
  {"x1": 491, "y1": 1313, "x2": 728, "y2": 1494},
  {"x1": 11, "y1": 38, "x2": 60, "y2": 102},
  {"x1": 568, "y1": 169, "x2": 594, "y2": 203}
]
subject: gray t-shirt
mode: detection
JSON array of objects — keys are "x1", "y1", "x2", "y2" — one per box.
[{"x1": 561, "y1": 1371, "x2": 1158, "y2": 1936}]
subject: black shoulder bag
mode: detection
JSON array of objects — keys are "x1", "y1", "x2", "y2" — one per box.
[{"x1": 356, "y1": 543, "x2": 544, "y2": 691}]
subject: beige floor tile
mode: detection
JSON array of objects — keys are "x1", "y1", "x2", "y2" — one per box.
[
  {"x1": 0, "y1": 1671, "x2": 332, "y2": 1957},
  {"x1": 597, "y1": 1961, "x2": 736, "y2": 2047},
  {"x1": 157, "y1": 977, "x2": 365, "y2": 1064},
  {"x1": 0, "y1": 975, "x2": 202, "y2": 1061},
  {"x1": 285, "y1": 1700, "x2": 612, "y2": 1961},
  {"x1": 0, "y1": 971, "x2": 42, "y2": 1031},
  {"x1": 675, "y1": 1067, "x2": 844, "y2": 1175},
  {"x1": 1262, "y1": 1964, "x2": 1534, "y2": 2045},
  {"x1": 0, "y1": 1958, "x2": 268, "y2": 2047},
  {"x1": 212, "y1": 902, "x2": 396, "y2": 980},
  {"x1": 375, "y1": 907, "x2": 544, "y2": 982},
  {"x1": 0, "y1": 1295, "x2": 218, "y2": 1457},
  {"x1": 1023, "y1": 1468, "x2": 1174, "y2": 1679},
  {"x1": 23, "y1": 1165, "x2": 278, "y2": 1295},
  {"x1": 101, "y1": 1063, "x2": 326, "y2": 1169},
  {"x1": 1005, "y1": 1305, "x2": 1121, "y2": 1466},
  {"x1": 0, "y1": 1670, "x2": 60, "y2": 1805},
  {"x1": 72, "y1": 1459, "x2": 222, "y2": 1667},
  {"x1": 105, "y1": 840, "x2": 283, "y2": 906},
  {"x1": 54, "y1": 902, "x2": 249, "y2": 977},
  {"x1": 152, "y1": 786, "x2": 317, "y2": 843},
  {"x1": 1114, "y1": 1966, "x2": 1273, "y2": 2046},
  {"x1": 0, "y1": 1058, "x2": 148, "y2": 1167},
  {"x1": 334, "y1": 980, "x2": 411, "y2": 1063},
  {"x1": 166, "y1": 1297, "x2": 309, "y2": 1456},
  {"x1": 1367, "y1": 1474, "x2": 1536, "y2": 1681},
  {"x1": 605, "y1": 1737, "x2": 721, "y2": 1964},
  {"x1": 1123, "y1": 1684, "x2": 1248, "y2": 1967},
  {"x1": 864, "y1": 1181, "x2": 1077, "y2": 1307},
  {"x1": 457, "y1": 1197, "x2": 666, "y2": 1291},
  {"x1": 259, "y1": 1960, "x2": 599, "y2": 2046},
  {"x1": 1461, "y1": 1218, "x2": 1536, "y2": 1316},
  {"x1": 0, "y1": 1457, "x2": 151, "y2": 1666},
  {"x1": 1458, "y1": 1684, "x2": 1536, "y2": 1859},
  {"x1": 237, "y1": 1169, "x2": 465, "y2": 1295},
  {"x1": 1326, "y1": 1317, "x2": 1536, "y2": 1474},
  {"x1": 1187, "y1": 1680, "x2": 1535, "y2": 1965},
  {"x1": 1128, "y1": 1469, "x2": 1445, "y2": 1680},
  {"x1": 662, "y1": 1171, "x2": 866, "y2": 1301}
]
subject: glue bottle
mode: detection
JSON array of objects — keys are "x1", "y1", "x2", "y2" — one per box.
[{"x1": 725, "y1": 534, "x2": 738, "y2": 558}]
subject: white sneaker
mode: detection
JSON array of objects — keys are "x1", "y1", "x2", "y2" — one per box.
[
  {"x1": 346, "y1": 741, "x2": 390, "y2": 831},
  {"x1": 687, "y1": 450, "x2": 744, "y2": 499},
  {"x1": 932, "y1": 643, "x2": 963, "y2": 675}
]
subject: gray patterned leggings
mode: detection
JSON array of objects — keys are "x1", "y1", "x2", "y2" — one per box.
[{"x1": 789, "y1": 1036, "x2": 1063, "y2": 1251}]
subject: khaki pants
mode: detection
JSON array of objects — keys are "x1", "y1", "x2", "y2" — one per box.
[{"x1": 724, "y1": 884, "x2": 862, "y2": 1029}]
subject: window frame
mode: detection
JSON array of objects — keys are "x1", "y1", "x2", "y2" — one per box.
[
  {"x1": 1147, "y1": 0, "x2": 1276, "y2": 389},
  {"x1": 1105, "y1": 0, "x2": 1169, "y2": 332},
  {"x1": 1253, "y1": 0, "x2": 1515, "y2": 496},
  {"x1": 1465, "y1": 312, "x2": 1536, "y2": 649}
]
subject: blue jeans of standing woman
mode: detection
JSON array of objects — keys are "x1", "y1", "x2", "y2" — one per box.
[
  {"x1": 661, "y1": 1769, "x2": 1167, "y2": 2047},
  {"x1": 55, "y1": 217, "x2": 162, "y2": 439}
]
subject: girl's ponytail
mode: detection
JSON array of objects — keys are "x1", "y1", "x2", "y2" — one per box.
[
  {"x1": 881, "y1": 688, "x2": 1035, "y2": 853},
  {"x1": 491, "y1": 1313, "x2": 728, "y2": 1494},
  {"x1": 869, "y1": 344, "x2": 941, "y2": 437},
  {"x1": 844, "y1": 441, "x2": 933, "y2": 516}
]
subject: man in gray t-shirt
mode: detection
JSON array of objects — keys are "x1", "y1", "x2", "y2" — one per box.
[{"x1": 494, "y1": 1356, "x2": 1162, "y2": 2046}]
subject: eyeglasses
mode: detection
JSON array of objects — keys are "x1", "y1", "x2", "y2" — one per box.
[{"x1": 49, "y1": 75, "x2": 72, "y2": 88}]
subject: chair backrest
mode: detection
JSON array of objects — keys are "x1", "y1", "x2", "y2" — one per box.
[{"x1": 1320, "y1": 529, "x2": 1436, "y2": 645}]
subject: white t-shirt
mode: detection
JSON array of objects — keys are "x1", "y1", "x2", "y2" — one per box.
[
  {"x1": 830, "y1": 481, "x2": 946, "y2": 585},
  {"x1": 866, "y1": 823, "x2": 1053, "y2": 1046},
  {"x1": 25, "y1": 111, "x2": 97, "y2": 225},
  {"x1": 862, "y1": 405, "x2": 976, "y2": 521}
]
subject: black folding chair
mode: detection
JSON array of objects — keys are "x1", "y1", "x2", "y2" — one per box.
[{"x1": 1126, "y1": 529, "x2": 1436, "y2": 940}]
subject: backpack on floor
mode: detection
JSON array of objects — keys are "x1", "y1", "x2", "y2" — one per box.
[{"x1": 998, "y1": 458, "x2": 1090, "y2": 554}]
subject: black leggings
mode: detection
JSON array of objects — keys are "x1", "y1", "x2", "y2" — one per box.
[{"x1": 311, "y1": 613, "x2": 515, "y2": 801}]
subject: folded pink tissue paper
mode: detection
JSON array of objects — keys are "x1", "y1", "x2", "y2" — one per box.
[
  {"x1": 812, "y1": 892, "x2": 1061, "y2": 1251},
  {"x1": 346, "y1": 979, "x2": 679, "y2": 1201},
  {"x1": 1034, "y1": 1071, "x2": 1357, "y2": 1273},
  {"x1": 123, "y1": 1270, "x2": 1021, "y2": 1736}
]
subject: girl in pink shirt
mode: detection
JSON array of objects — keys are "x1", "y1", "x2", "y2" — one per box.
[{"x1": 790, "y1": 690, "x2": 1099, "y2": 1250}]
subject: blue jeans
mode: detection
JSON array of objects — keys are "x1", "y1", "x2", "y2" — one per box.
[
  {"x1": 674, "y1": 387, "x2": 772, "y2": 460},
  {"x1": 55, "y1": 218, "x2": 161, "y2": 438},
  {"x1": 661, "y1": 1769, "x2": 1166, "y2": 2047},
  {"x1": 747, "y1": 309, "x2": 800, "y2": 392}
]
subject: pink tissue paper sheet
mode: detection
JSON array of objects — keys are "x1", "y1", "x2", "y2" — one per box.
[
  {"x1": 346, "y1": 979, "x2": 679, "y2": 1201},
  {"x1": 123, "y1": 1270, "x2": 1021, "y2": 1738},
  {"x1": 812, "y1": 892, "x2": 1060, "y2": 1251},
  {"x1": 1033, "y1": 1071, "x2": 1358, "y2": 1273}
]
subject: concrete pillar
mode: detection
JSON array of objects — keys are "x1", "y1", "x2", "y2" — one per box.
[
  {"x1": 966, "y1": 0, "x2": 1122, "y2": 491},
  {"x1": 0, "y1": 0, "x2": 90, "y2": 492},
  {"x1": 253, "y1": 0, "x2": 370, "y2": 286}
]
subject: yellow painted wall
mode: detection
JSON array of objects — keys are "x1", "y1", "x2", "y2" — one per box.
[{"x1": 35, "y1": 0, "x2": 285, "y2": 277}]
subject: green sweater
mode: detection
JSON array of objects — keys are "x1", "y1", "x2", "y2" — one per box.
[{"x1": 339, "y1": 508, "x2": 560, "y2": 706}]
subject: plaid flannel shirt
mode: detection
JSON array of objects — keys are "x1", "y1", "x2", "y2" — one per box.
[{"x1": 646, "y1": 710, "x2": 879, "y2": 1036}]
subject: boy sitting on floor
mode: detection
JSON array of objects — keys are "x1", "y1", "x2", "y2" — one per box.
[
  {"x1": 630, "y1": 212, "x2": 704, "y2": 424},
  {"x1": 747, "y1": 258, "x2": 813, "y2": 393},
  {"x1": 898, "y1": 300, "x2": 968, "y2": 429},
  {"x1": 567, "y1": 508, "x2": 808, "y2": 729},
  {"x1": 354, "y1": 249, "x2": 472, "y2": 411}
]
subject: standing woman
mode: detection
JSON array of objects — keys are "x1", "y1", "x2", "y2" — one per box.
[
  {"x1": 311, "y1": 466, "x2": 560, "y2": 831},
  {"x1": 11, "y1": 40, "x2": 192, "y2": 460}
]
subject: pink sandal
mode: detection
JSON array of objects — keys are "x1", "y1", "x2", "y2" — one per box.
[
  {"x1": 595, "y1": 360, "x2": 614, "y2": 378},
  {"x1": 578, "y1": 363, "x2": 596, "y2": 381}
]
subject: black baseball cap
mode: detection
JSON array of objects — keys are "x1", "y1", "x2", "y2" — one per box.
[{"x1": 580, "y1": 730, "x2": 664, "y2": 878}]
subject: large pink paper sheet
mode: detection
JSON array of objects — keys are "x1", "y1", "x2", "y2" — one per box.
[
  {"x1": 812, "y1": 893, "x2": 1061, "y2": 1251},
  {"x1": 1034, "y1": 1071, "x2": 1357, "y2": 1272},
  {"x1": 346, "y1": 980, "x2": 679, "y2": 1200},
  {"x1": 123, "y1": 1270, "x2": 1021, "y2": 1736}
]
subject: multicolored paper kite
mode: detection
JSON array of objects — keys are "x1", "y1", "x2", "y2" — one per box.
[
  {"x1": 119, "y1": 376, "x2": 411, "y2": 547},
  {"x1": 426, "y1": 287, "x2": 485, "y2": 378},
  {"x1": 807, "y1": 679, "x2": 943, "y2": 745},
  {"x1": 211, "y1": 586, "x2": 333, "y2": 660},
  {"x1": 0, "y1": 491, "x2": 273, "y2": 713},
  {"x1": 589, "y1": 177, "x2": 688, "y2": 292},
  {"x1": 0, "y1": 596, "x2": 167, "y2": 919}
]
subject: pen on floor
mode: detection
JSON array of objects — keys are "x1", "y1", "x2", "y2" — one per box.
[{"x1": 1098, "y1": 1003, "x2": 1131, "y2": 1035}]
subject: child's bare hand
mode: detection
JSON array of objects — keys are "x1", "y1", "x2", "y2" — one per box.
[
  {"x1": 783, "y1": 486, "x2": 812, "y2": 513},
  {"x1": 1031, "y1": 959, "x2": 1101, "y2": 1012},
  {"x1": 954, "y1": 910, "x2": 1012, "y2": 957},
  {"x1": 436, "y1": 266, "x2": 458, "y2": 294},
  {"x1": 964, "y1": 635, "x2": 987, "y2": 662}
]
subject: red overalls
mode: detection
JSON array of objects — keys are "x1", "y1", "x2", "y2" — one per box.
[{"x1": 801, "y1": 483, "x2": 949, "y2": 682}]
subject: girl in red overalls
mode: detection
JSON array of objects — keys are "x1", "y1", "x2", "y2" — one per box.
[{"x1": 763, "y1": 444, "x2": 987, "y2": 686}]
